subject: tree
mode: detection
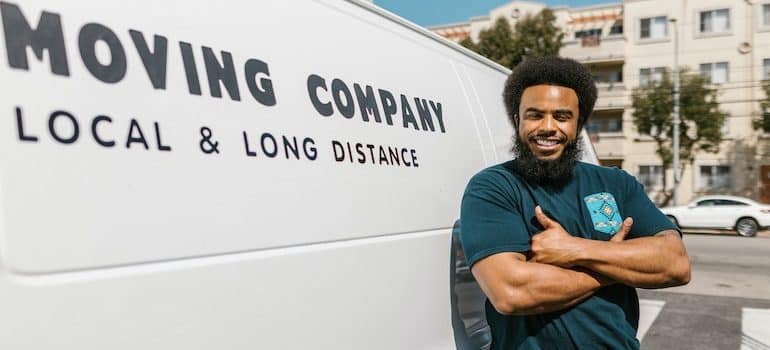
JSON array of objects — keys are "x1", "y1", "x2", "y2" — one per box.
[
  {"x1": 631, "y1": 68, "x2": 728, "y2": 205},
  {"x1": 460, "y1": 9, "x2": 563, "y2": 69},
  {"x1": 751, "y1": 79, "x2": 770, "y2": 132},
  {"x1": 509, "y1": 9, "x2": 564, "y2": 68},
  {"x1": 472, "y1": 17, "x2": 517, "y2": 68}
]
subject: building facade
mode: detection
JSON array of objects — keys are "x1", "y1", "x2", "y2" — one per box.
[{"x1": 430, "y1": 0, "x2": 770, "y2": 205}]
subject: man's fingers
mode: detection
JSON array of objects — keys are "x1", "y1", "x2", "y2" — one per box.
[
  {"x1": 611, "y1": 217, "x2": 633, "y2": 242},
  {"x1": 535, "y1": 206, "x2": 558, "y2": 229}
]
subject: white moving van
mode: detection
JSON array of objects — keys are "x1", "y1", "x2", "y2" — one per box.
[{"x1": 0, "y1": 0, "x2": 597, "y2": 348}]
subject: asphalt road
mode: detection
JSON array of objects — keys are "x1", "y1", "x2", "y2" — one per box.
[{"x1": 639, "y1": 233, "x2": 770, "y2": 350}]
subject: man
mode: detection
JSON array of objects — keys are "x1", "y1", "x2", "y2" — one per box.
[{"x1": 459, "y1": 56, "x2": 691, "y2": 349}]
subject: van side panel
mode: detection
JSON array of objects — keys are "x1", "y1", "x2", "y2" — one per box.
[
  {"x1": 0, "y1": 0, "x2": 485, "y2": 273},
  {"x1": 0, "y1": 0, "x2": 508, "y2": 348}
]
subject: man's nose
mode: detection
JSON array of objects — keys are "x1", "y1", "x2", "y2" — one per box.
[{"x1": 539, "y1": 115, "x2": 558, "y2": 132}]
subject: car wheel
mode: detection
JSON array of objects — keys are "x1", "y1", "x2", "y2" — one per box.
[
  {"x1": 735, "y1": 217, "x2": 758, "y2": 237},
  {"x1": 666, "y1": 215, "x2": 679, "y2": 228}
]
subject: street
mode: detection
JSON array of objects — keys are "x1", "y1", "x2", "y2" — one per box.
[{"x1": 638, "y1": 233, "x2": 770, "y2": 349}]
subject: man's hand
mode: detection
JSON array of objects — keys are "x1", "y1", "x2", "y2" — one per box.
[
  {"x1": 531, "y1": 206, "x2": 633, "y2": 267},
  {"x1": 610, "y1": 217, "x2": 633, "y2": 242}
]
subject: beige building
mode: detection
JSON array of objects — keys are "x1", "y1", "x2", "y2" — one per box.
[{"x1": 430, "y1": 0, "x2": 770, "y2": 205}]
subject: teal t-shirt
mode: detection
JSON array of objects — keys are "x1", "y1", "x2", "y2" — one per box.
[{"x1": 459, "y1": 160, "x2": 678, "y2": 350}]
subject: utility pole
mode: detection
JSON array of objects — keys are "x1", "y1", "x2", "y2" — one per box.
[{"x1": 670, "y1": 18, "x2": 681, "y2": 206}]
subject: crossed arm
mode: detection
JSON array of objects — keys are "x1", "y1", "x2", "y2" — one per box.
[{"x1": 471, "y1": 206, "x2": 691, "y2": 316}]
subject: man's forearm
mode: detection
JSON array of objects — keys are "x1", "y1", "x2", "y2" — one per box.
[
  {"x1": 572, "y1": 231, "x2": 690, "y2": 288},
  {"x1": 493, "y1": 261, "x2": 611, "y2": 315}
]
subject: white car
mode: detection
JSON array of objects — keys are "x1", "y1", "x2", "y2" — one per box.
[{"x1": 661, "y1": 195, "x2": 770, "y2": 237}]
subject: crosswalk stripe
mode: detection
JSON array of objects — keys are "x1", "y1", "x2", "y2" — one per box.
[
  {"x1": 742, "y1": 308, "x2": 770, "y2": 350},
  {"x1": 637, "y1": 299, "x2": 665, "y2": 341}
]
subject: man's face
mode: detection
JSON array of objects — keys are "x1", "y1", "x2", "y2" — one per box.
[{"x1": 517, "y1": 85, "x2": 580, "y2": 161}]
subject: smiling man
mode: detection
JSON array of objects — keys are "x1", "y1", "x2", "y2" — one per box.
[{"x1": 459, "y1": 57, "x2": 691, "y2": 349}]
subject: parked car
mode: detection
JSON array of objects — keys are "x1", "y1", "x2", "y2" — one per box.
[{"x1": 660, "y1": 195, "x2": 770, "y2": 237}]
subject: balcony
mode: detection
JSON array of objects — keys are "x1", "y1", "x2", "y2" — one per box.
[
  {"x1": 561, "y1": 35, "x2": 625, "y2": 64},
  {"x1": 594, "y1": 83, "x2": 627, "y2": 111}
]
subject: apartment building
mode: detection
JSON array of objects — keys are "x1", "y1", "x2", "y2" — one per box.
[{"x1": 430, "y1": 0, "x2": 770, "y2": 205}]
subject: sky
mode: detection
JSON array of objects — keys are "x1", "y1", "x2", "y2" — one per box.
[{"x1": 374, "y1": 0, "x2": 617, "y2": 27}]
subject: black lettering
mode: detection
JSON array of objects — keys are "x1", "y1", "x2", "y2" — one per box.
[
  {"x1": 129, "y1": 30, "x2": 167, "y2": 89},
  {"x1": 378, "y1": 89, "x2": 396, "y2": 126},
  {"x1": 282, "y1": 135, "x2": 299, "y2": 159},
  {"x1": 430, "y1": 101, "x2": 446, "y2": 133},
  {"x1": 179, "y1": 42, "x2": 201, "y2": 95},
  {"x1": 244, "y1": 58, "x2": 276, "y2": 106},
  {"x1": 91, "y1": 115, "x2": 114, "y2": 147},
  {"x1": 366, "y1": 144, "x2": 376, "y2": 163},
  {"x1": 15, "y1": 106, "x2": 38, "y2": 142},
  {"x1": 401, "y1": 148, "x2": 411, "y2": 166},
  {"x1": 414, "y1": 98, "x2": 435, "y2": 132},
  {"x1": 332, "y1": 140, "x2": 345, "y2": 161},
  {"x1": 388, "y1": 146, "x2": 400, "y2": 166},
  {"x1": 48, "y1": 110, "x2": 78, "y2": 144},
  {"x1": 411, "y1": 149, "x2": 419, "y2": 167},
  {"x1": 154, "y1": 122, "x2": 171, "y2": 151},
  {"x1": 202, "y1": 47, "x2": 240, "y2": 101},
  {"x1": 307, "y1": 74, "x2": 332, "y2": 117},
  {"x1": 303, "y1": 137, "x2": 317, "y2": 161},
  {"x1": 331, "y1": 79, "x2": 354, "y2": 119},
  {"x1": 355, "y1": 143, "x2": 366, "y2": 164},
  {"x1": 400, "y1": 95, "x2": 419, "y2": 130},
  {"x1": 260, "y1": 132, "x2": 278, "y2": 158},
  {"x1": 243, "y1": 131, "x2": 257, "y2": 157},
  {"x1": 78, "y1": 23, "x2": 126, "y2": 83},
  {"x1": 378, "y1": 146, "x2": 389, "y2": 165},
  {"x1": 354, "y1": 83, "x2": 381, "y2": 122},
  {"x1": 126, "y1": 118, "x2": 149, "y2": 149},
  {"x1": 346, "y1": 142, "x2": 353, "y2": 163},
  {"x1": 0, "y1": 3, "x2": 69, "y2": 75}
]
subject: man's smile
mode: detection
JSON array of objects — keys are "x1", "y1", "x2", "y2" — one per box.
[{"x1": 530, "y1": 136, "x2": 565, "y2": 155}]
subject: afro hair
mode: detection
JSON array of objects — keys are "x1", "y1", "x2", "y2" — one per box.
[{"x1": 502, "y1": 56, "x2": 598, "y2": 130}]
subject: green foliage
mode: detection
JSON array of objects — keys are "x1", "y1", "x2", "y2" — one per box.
[
  {"x1": 751, "y1": 80, "x2": 770, "y2": 132},
  {"x1": 474, "y1": 17, "x2": 517, "y2": 68},
  {"x1": 461, "y1": 10, "x2": 563, "y2": 69},
  {"x1": 509, "y1": 9, "x2": 564, "y2": 68},
  {"x1": 458, "y1": 37, "x2": 477, "y2": 52},
  {"x1": 631, "y1": 68, "x2": 728, "y2": 170}
]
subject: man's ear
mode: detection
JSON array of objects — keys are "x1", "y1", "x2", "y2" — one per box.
[{"x1": 512, "y1": 113, "x2": 519, "y2": 128}]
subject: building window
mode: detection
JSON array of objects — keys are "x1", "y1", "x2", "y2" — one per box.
[
  {"x1": 699, "y1": 9, "x2": 730, "y2": 34},
  {"x1": 592, "y1": 70, "x2": 623, "y2": 84},
  {"x1": 640, "y1": 67, "x2": 666, "y2": 86},
  {"x1": 700, "y1": 62, "x2": 729, "y2": 84},
  {"x1": 609, "y1": 21, "x2": 623, "y2": 35},
  {"x1": 575, "y1": 28, "x2": 602, "y2": 39},
  {"x1": 638, "y1": 165, "x2": 663, "y2": 189},
  {"x1": 763, "y1": 4, "x2": 770, "y2": 27},
  {"x1": 640, "y1": 16, "x2": 667, "y2": 39},
  {"x1": 764, "y1": 58, "x2": 770, "y2": 79},
  {"x1": 698, "y1": 165, "x2": 731, "y2": 190},
  {"x1": 587, "y1": 112, "x2": 623, "y2": 133}
]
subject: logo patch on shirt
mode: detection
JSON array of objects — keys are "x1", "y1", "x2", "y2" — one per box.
[{"x1": 584, "y1": 192, "x2": 622, "y2": 235}]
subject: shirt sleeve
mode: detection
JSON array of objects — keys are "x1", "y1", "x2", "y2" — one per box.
[
  {"x1": 620, "y1": 170, "x2": 681, "y2": 239},
  {"x1": 459, "y1": 170, "x2": 531, "y2": 267}
]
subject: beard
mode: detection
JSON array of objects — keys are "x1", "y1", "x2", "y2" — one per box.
[{"x1": 511, "y1": 133, "x2": 583, "y2": 187}]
